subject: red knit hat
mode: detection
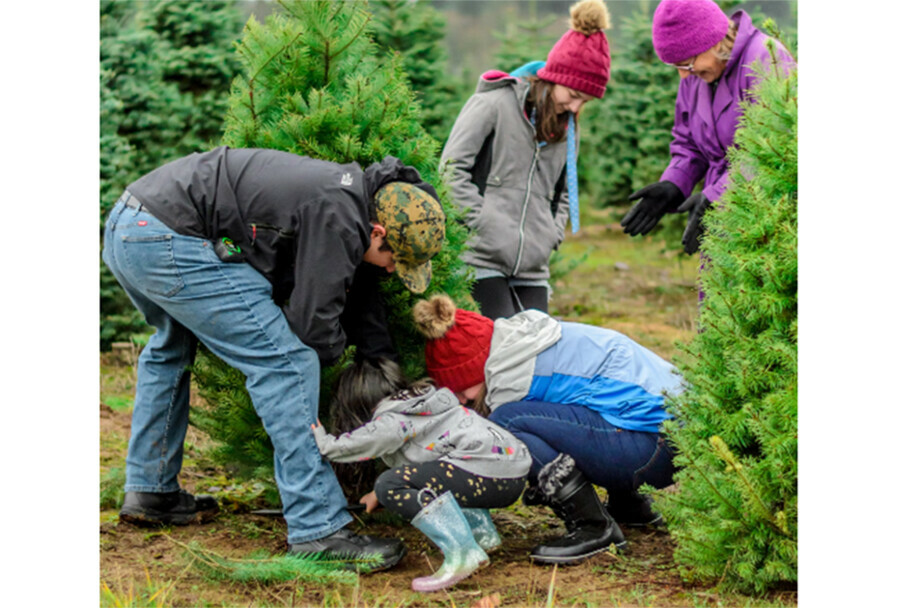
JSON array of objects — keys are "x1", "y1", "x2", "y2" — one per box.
[
  {"x1": 537, "y1": 0, "x2": 612, "y2": 99},
  {"x1": 412, "y1": 295, "x2": 493, "y2": 394}
]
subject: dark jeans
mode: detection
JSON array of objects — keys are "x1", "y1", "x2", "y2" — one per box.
[
  {"x1": 488, "y1": 401, "x2": 676, "y2": 499},
  {"x1": 472, "y1": 277, "x2": 548, "y2": 320},
  {"x1": 373, "y1": 460, "x2": 525, "y2": 521}
]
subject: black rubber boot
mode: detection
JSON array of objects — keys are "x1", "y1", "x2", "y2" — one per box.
[
  {"x1": 530, "y1": 454, "x2": 626, "y2": 565},
  {"x1": 119, "y1": 489, "x2": 219, "y2": 527},
  {"x1": 289, "y1": 528, "x2": 406, "y2": 572},
  {"x1": 606, "y1": 490, "x2": 664, "y2": 528}
]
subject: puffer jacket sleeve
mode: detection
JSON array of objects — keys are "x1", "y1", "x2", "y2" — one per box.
[
  {"x1": 440, "y1": 92, "x2": 499, "y2": 222},
  {"x1": 313, "y1": 413, "x2": 411, "y2": 463}
]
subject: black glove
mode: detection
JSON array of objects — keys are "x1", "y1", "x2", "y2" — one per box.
[
  {"x1": 621, "y1": 181, "x2": 686, "y2": 236},
  {"x1": 676, "y1": 192, "x2": 711, "y2": 255}
]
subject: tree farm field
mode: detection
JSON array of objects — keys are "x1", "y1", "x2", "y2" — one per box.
[{"x1": 99, "y1": 208, "x2": 796, "y2": 608}]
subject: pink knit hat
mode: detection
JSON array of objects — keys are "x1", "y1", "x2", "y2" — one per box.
[
  {"x1": 652, "y1": 0, "x2": 730, "y2": 64},
  {"x1": 537, "y1": 0, "x2": 612, "y2": 99},
  {"x1": 412, "y1": 295, "x2": 494, "y2": 394}
]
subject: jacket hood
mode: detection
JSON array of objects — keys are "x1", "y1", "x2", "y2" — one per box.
[
  {"x1": 373, "y1": 384, "x2": 456, "y2": 417},
  {"x1": 484, "y1": 310, "x2": 562, "y2": 410},
  {"x1": 474, "y1": 70, "x2": 531, "y2": 109},
  {"x1": 363, "y1": 156, "x2": 440, "y2": 211}
]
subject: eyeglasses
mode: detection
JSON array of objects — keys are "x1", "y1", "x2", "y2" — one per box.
[{"x1": 667, "y1": 56, "x2": 698, "y2": 73}]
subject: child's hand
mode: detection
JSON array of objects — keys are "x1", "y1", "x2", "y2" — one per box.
[
  {"x1": 310, "y1": 418, "x2": 322, "y2": 431},
  {"x1": 359, "y1": 491, "x2": 380, "y2": 513}
]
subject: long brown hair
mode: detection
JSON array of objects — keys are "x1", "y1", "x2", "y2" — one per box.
[
  {"x1": 525, "y1": 76, "x2": 569, "y2": 144},
  {"x1": 329, "y1": 358, "x2": 410, "y2": 434}
]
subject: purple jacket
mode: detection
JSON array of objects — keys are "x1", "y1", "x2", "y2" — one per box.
[{"x1": 660, "y1": 11, "x2": 795, "y2": 202}]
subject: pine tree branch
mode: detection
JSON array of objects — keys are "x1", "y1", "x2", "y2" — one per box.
[{"x1": 709, "y1": 436, "x2": 793, "y2": 539}]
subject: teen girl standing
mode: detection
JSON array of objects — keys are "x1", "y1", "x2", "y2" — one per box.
[{"x1": 440, "y1": 0, "x2": 611, "y2": 319}]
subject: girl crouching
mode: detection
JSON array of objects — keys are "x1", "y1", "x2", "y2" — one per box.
[{"x1": 312, "y1": 358, "x2": 531, "y2": 592}]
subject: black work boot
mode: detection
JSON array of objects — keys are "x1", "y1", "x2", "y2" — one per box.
[
  {"x1": 606, "y1": 490, "x2": 664, "y2": 528},
  {"x1": 521, "y1": 482, "x2": 550, "y2": 507},
  {"x1": 289, "y1": 528, "x2": 406, "y2": 572},
  {"x1": 530, "y1": 454, "x2": 626, "y2": 565},
  {"x1": 119, "y1": 489, "x2": 219, "y2": 527}
]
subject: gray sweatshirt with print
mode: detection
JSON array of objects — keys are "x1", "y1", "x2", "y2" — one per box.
[
  {"x1": 440, "y1": 73, "x2": 571, "y2": 280},
  {"x1": 313, "y1": 385, "x2": 530, "y2": 479}
]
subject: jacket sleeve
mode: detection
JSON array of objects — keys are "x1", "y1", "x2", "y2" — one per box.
[
  {"x1": 283, "y1": 199, "x2": 367, "y2": 366},
  {"x1": 660, "y1": 83, "x2": 709, "y2": 200},
  {"x1": 439, "y1": 92, "x2": 499, "y2": 221},
  {"x1": 312, "y1": 414, "x2": 409, "y2": 463},
  {"x1": 340, "y1": 263, "x2": 398, "y2": 363}
]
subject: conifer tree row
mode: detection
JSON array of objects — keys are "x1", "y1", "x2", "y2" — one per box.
[
  {"x1": 652, "y1": 43, "x2": 798, "y2": 593},
  {"x1": 189, "y1": 0, "x2": 473, "y2": 497},
  {"x1": 99, "y1": 0, "x2": 244, "y2": 348}
]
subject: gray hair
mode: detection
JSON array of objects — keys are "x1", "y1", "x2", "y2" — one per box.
[{"x1": 712, "y1": 20, "x2": 737, "y2": 62}]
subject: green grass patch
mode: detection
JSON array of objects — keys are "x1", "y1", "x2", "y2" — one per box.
[{"x1": 104, "y1": 395, "x2": 133, "y2": 411}]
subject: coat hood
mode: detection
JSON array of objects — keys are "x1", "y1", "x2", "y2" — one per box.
[
  {"x1": 484, "y1": 310, "x2": 562, "y2": 410},
  {"x1": 373, "y1": 383, "x2": 456, "y2": 417},
  {"x1": 363, "y1": 156, "x2": 440, "y2": 209},
  {"x1": 474, "y1": 70, "x2": 531, "y2": 111}
]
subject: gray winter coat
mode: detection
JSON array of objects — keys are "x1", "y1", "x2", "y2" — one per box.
[
  {"x1": 312, "y1": 385, "x2": 531, "y2": 479},
  {"x1": 440, "y1": 73, "x2": 571, "y2": 280}
]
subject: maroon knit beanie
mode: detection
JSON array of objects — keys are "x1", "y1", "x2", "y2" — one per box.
[
  {"x1": 537, "y1": 0, "x2": 612, "y2": 99},
  {"x1": 652, "y1": 0, "x2": 730, "y2": 64},
  {"x1": 412, "y1": 295, "x2": 494, "y2": 394}
]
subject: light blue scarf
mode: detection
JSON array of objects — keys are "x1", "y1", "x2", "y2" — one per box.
[{"x1": 510, "y1": 61, "x2": 580, "y2": 233}]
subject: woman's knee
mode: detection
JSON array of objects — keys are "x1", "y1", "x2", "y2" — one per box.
[{"x1": 633, "y1": 436, "x2": 677, "y2": 490}]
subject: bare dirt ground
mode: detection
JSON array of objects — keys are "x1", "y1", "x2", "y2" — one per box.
[{"x1": 99, "y1": 213, "x2": 798, "y2": 607}]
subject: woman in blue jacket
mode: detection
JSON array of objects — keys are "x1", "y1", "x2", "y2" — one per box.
[{"x1": 413, "y1": 294, "x2": 684, "y2": 565}]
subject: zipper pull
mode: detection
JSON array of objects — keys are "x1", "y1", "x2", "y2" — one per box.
[{"x1": 251, "y1": 224, "x2": 257, "y2": 246}]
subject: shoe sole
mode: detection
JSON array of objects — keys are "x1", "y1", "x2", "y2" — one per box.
[
  {"x1": 617, "y1": 515, "x2": 665, "y2": 528},
  {"x1": 530, "y1": 540, "x2": 627, "y2": 566},
  {"x1": 119, "y1": 507, "x2": 218, "y2": 528}
]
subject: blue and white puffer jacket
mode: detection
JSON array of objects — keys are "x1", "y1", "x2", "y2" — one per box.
[{"x1": 484, "y1": 311, "x2": 685, "y2": 433}]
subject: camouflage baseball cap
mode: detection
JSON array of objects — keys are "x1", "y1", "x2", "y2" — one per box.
[{"x1": 373, "y1": 182, "x2": 446, "y2": 294}]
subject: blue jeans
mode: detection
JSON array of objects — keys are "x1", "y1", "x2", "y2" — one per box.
[
  {"x1": 488, "y1": 401, "x2": 675, "y2": 498},
  {"x1": 102, "y1": 197, "x2": 352, "y2": 543}
]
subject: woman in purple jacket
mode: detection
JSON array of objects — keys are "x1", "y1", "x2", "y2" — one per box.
[{"x1": 620, "y1": 0, "x2": 794, "y2": 254}]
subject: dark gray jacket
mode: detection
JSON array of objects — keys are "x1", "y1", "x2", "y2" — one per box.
[
  {"x1": 440, "y1": 73, "x2": 571, "y2": 280},
  {"x1": 313, "y1": 385, "x2": 531, "y2": 479},
  {"x1": 128, "y1": 147, "x2": 433, "y2": 364}
]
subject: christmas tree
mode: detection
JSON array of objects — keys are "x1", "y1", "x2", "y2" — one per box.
[
  {"x1": 651, "y1": 42, "x2": 798, "y2": 593},
  {"x1": 189, "y1": 0, "x2": 473, "y2": 498},
  {"x1": 577, "y1": 2, "x2": 678, "y2": 208},
  {"x1": 368, "y1": 0, "x2": 466, "y2": 145}
]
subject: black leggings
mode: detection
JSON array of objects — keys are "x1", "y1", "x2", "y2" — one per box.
[
  {"x1": 472, "y1": 277, "x2": 548, "y2": 320},
  {"x1": 373, "y1": 460, "x2": 525, "y2": 521}
]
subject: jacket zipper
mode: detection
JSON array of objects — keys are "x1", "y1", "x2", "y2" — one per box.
[
  {"x1": 250, "y1": 222, "x2": 296, "y2": 246},
  {"x1": 512, "y1": 143, "x2": 540, "y2": 276}
]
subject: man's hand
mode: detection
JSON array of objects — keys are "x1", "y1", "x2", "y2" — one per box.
[{"x1": 359, "y1": 490, "x2": 380, "y2": 513}]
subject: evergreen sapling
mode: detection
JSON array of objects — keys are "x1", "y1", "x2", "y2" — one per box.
[{"x1": 651, "y1": 42, "x2": 798, "y2": 594}]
